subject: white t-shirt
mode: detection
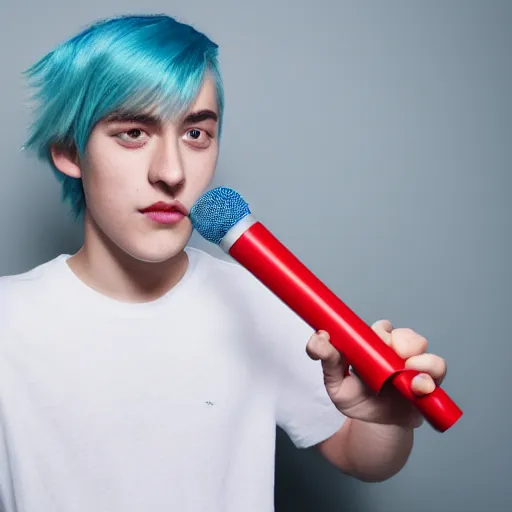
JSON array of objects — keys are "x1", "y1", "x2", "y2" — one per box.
[{"x1": 0, "y1": 246, "x2": 345, "y2": 512}]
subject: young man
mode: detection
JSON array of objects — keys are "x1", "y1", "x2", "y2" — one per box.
[{"x1": 0, "y1": 14, "x2": 447, "y2": 511}]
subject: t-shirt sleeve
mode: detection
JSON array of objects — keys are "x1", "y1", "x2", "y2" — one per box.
[
  {"x1": 0, "y1": 278, "x2": 7, "y2": 338},
  {"x1": 249, "y1": 275, "x2": 347, "y2": 449}
]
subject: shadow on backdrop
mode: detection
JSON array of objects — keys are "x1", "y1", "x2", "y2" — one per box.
[{"x1": 274, "y1": 427, "x2": 366, "y2": 512}]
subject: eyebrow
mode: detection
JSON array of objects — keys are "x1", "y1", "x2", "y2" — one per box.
[
  {"x1": 104, "y1": 112, "x2": 162, "y2": 126},
  {"x1": 104, "y1": 109, "x2": 218, "y2": 126},
  {"x1": 182, "y1": 109, "x2": 218, "y2": 124}
]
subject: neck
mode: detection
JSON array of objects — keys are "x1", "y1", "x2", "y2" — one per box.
[{"x1": 66, "y1": 213, "x2": 190, "y2": 304}]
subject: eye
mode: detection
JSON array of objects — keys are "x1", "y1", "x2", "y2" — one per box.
[
  {"x1": 184, "y1": 128, "x2": 211, "y2": 148},
  {"x1": 116, "y1": 128, "x2": 150, "y2": 145}
]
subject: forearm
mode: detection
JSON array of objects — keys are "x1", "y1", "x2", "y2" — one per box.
[{"x1": 341, "y1": 418, "x2": 414, "y2": 482}]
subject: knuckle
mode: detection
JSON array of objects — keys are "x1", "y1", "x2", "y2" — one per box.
[
  {"x1": 392, "y1": 327, "x2": 412, "y2": 339},
  {"x1": 436, "y1": 356, "x2": 447, "y2": 375},
  {"x1": 416, "y1": 336, "x2": 429, "y2": 350},
  {"x1": 394, "y1": 329, "x2": 428, "y2": 347},
  {"x1": 373, "y1": 319, "x2": 392, "y2": 331}
]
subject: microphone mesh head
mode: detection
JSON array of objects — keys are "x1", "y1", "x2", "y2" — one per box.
[{"x1": 189, "y1": 187, "x2": 252, "y2": 245}]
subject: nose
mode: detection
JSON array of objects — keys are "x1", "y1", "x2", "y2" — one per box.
[{"x1": 147, "y1": 137, "x2": 186, "y2": 193}]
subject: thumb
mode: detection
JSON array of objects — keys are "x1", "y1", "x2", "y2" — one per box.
[{"x1": 306, "y1": 331, "x2": 347, "y2": 390}]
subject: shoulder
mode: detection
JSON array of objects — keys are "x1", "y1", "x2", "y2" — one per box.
[
  {"x1": 0, "y1": 255, "x2": 66, "y2": 294},
  {"x1": 187, "y1": 245, "x2": 315, "y2": 346},
  {"x1": 0, "y1": 256, "x2": 68, "y2": 328},
  {"x1": 188, "y1": 246, "x2": 304, "y2": 319}
]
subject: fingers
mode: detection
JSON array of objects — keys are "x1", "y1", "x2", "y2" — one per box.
[
  {"x1": 306, "y1": 330, "x2": 337, "y2": 362},
  {"x1": 390, "y1": 328, "x2": 429, "y2": 359},
  {"x1": 410, "y1": 373, "x2": 436, "y2": 395},
  {"x1": 372, "y1": 321, "x2": 447, "y2": 396},
  {"x1": 406, "y1": 353, "x2": 447, "y2": 386},
  {"x1": 309, "y1": 321, "x2": 448, "y2": 403},
  {"x1": 371, "y1": 319, "x2": 393, "y2": 345},
  {"x1": 306, "y1": 330, "x2": 347, "y2": 387}
]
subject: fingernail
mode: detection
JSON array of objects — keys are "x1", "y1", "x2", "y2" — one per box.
[{"x1": 412, "y1": 373, "x2": 435, "y2": 392}]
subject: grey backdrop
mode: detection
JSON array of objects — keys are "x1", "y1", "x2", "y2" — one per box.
[{"x1": 1, "y1": 1, "x2": 510, "y2": 511}]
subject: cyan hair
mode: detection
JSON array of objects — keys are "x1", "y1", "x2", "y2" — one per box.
[{"x1": 23, "y1": 14, "x2": 225, "y2": 218}]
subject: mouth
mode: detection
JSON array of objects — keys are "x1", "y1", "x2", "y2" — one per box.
[
  {"x1": 139, "y1": 201, "x2": 189, "y2": 225},
  {"x1": 139, "y1": 201, "x2": 189, "y2": 216}
]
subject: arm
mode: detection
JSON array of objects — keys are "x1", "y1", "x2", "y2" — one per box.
[{"x1": 316, "y1": 419, "x2": 414, "y2": 482}]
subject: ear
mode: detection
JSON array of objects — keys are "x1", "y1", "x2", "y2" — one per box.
[{"x1": 50, "y1": 144, "x2": 82, "y2": 179}]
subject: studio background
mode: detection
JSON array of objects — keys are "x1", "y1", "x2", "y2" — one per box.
[{"x1": 0, "y1": 1, "x2": 510, "y2": 511}]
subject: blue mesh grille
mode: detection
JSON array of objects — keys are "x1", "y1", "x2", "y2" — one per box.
[{"x1": 189, "y1": 187, "x2": 252, "y2": 245}]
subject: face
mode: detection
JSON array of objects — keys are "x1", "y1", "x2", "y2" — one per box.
[{"x1": 64, "y1": 76, "x2": 220, "y2": 263}]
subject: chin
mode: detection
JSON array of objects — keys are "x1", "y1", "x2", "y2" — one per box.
[
  {"x1": 130, "y1": 250, "x2": 185, "y2": 264},
  {"x1": 121, "y1": 231, "x2": 193, "y2": 264}
]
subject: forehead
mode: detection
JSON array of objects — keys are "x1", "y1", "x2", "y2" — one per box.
[
  {"x1": 103, "y1": 75, "x2": 219, "y2": 126},
  {"x1": 186, "y1": 75, "x2": 218, "y2": 115}
]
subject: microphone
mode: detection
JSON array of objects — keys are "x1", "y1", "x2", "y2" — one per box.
[{"x1": 189, "y1": 187, "x2": 463, "y2": 432}]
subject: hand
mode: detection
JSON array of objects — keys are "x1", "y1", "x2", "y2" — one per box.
[{"x1": 306, "y1": 320, "x2": 447, "y2": 428}]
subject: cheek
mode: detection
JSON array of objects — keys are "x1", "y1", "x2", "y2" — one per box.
[
  {"x1": 82, "y1": 169, "x2": 135, "y2": 223},
  {"x1": 187, "y1": 146, "x2": 218, "y2": 182},
  {"x1": 82, "y1": 150, "x2": 143, "y2": 208}
]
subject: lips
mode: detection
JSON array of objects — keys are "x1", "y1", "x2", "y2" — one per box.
[{"x1": 139, "y1": 201, "x2": 188, "y2": 216}]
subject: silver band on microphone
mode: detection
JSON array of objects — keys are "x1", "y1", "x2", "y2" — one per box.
[{"x1": 219, "y1": 214, "x2": 258, "y2": 253}]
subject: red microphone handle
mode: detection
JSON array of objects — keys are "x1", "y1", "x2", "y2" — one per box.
[{"x1": 228, "y1": 222, "x2": 462, "y2": 432}]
